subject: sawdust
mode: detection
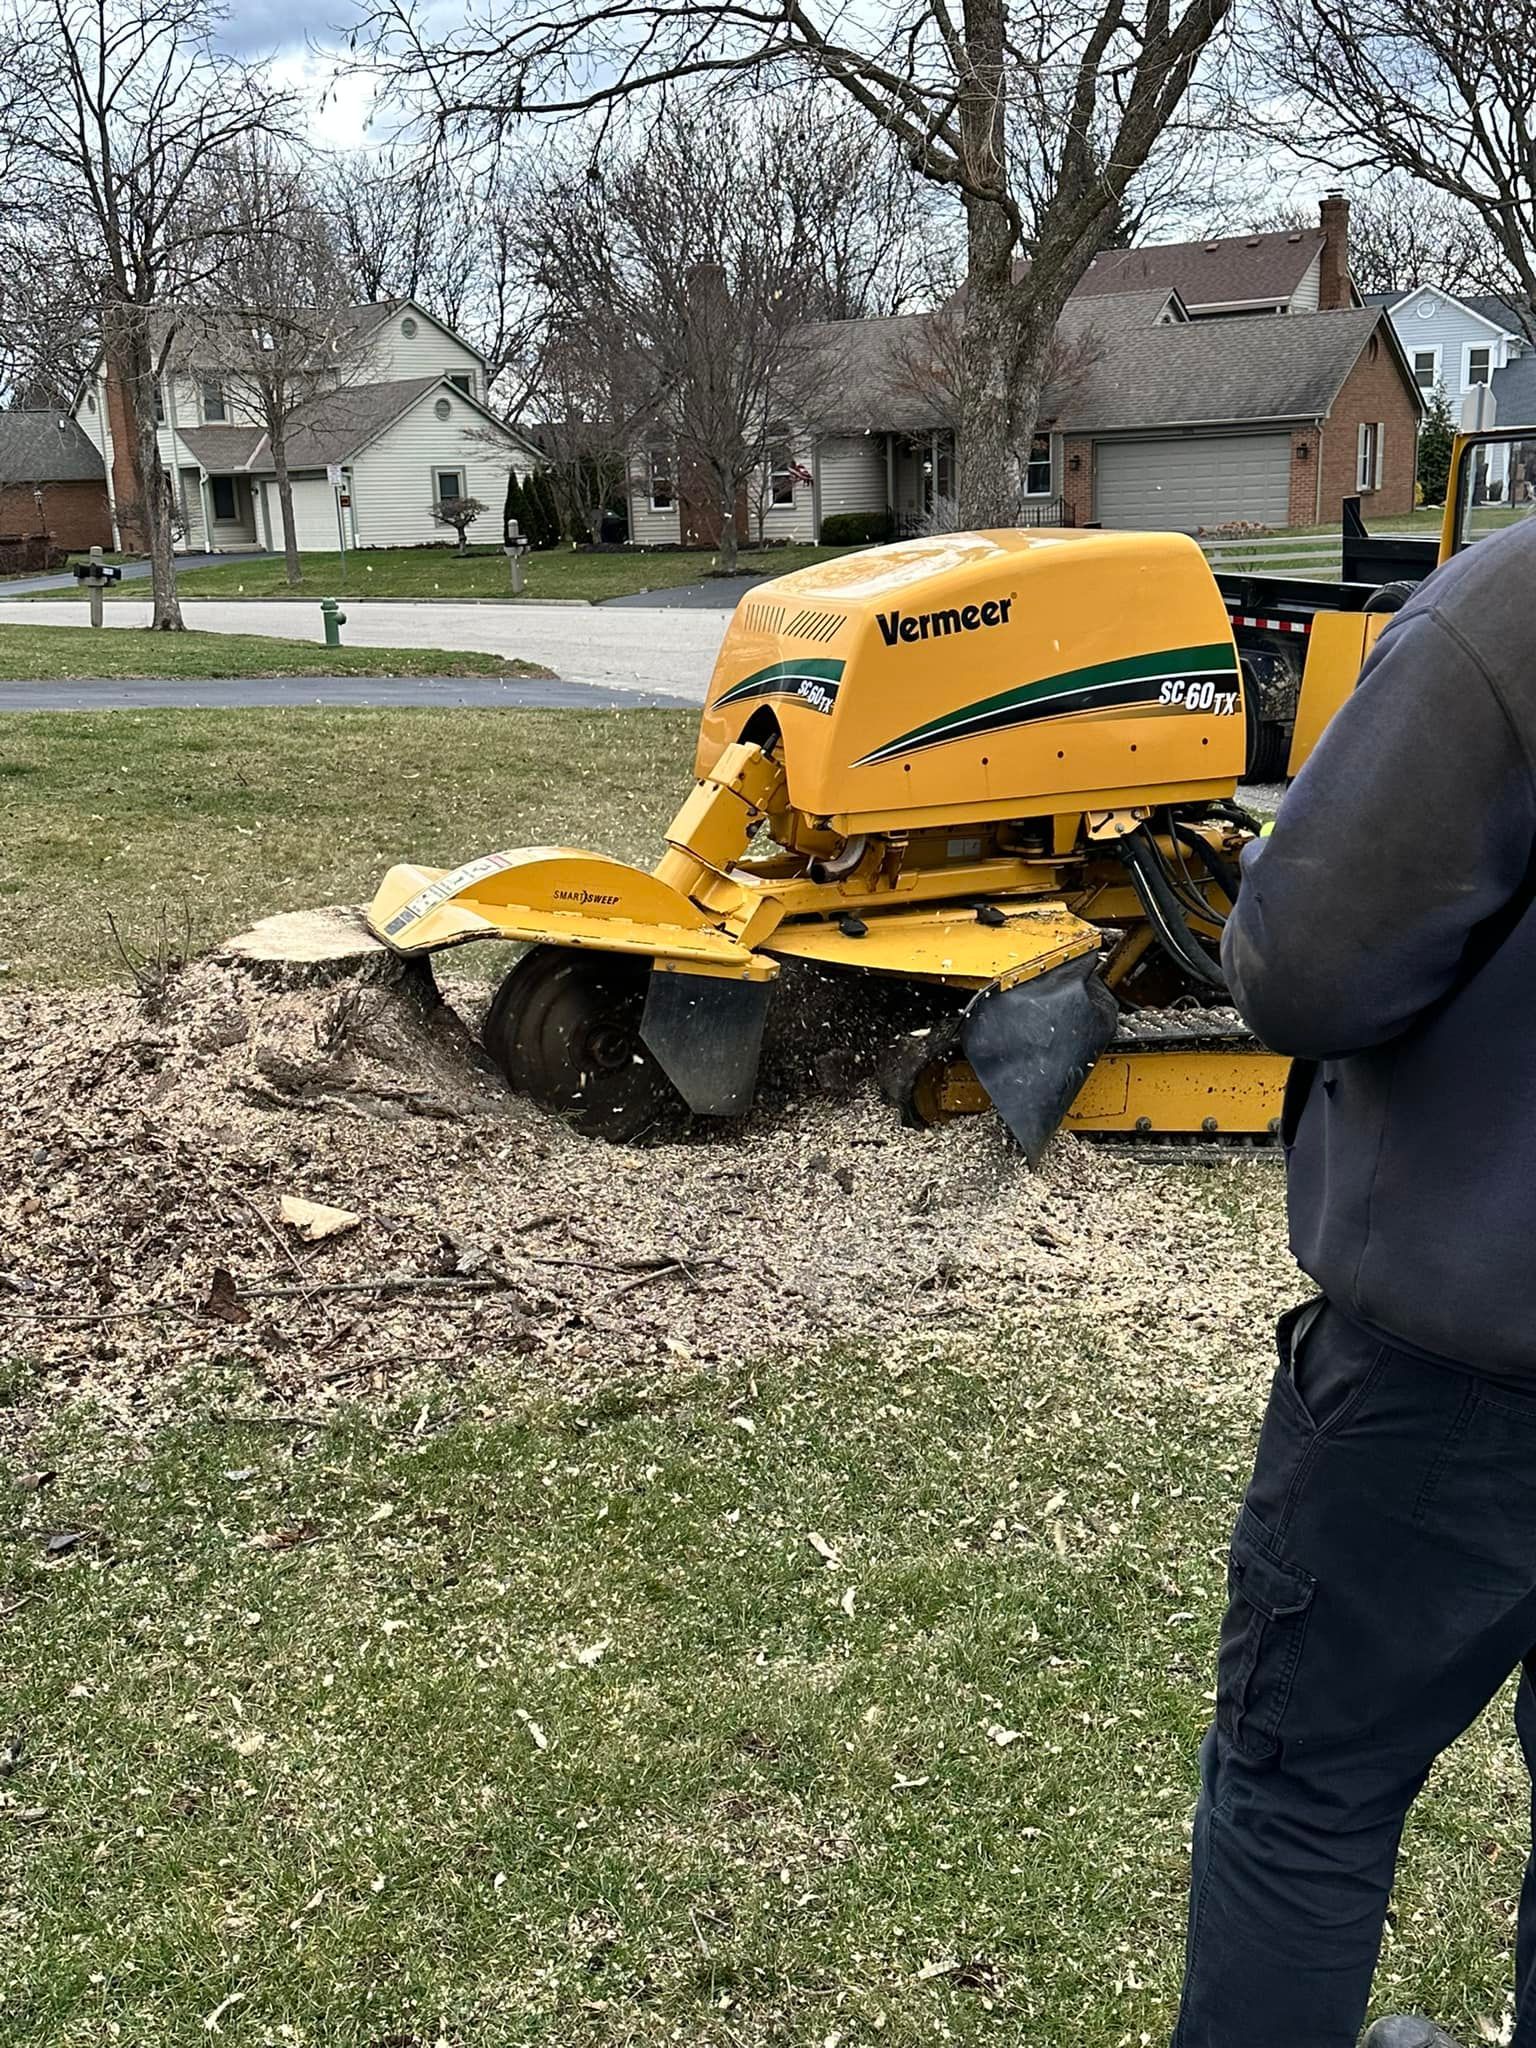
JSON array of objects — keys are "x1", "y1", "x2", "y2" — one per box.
[{"x1": 0, "y1": 953, "x2": 1296, "y2": 1440}]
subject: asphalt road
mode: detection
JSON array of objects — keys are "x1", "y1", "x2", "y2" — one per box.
[
  {"x1": 0, "y1": 675, "x2": 694, "y2": 713},
  {"x1": 0, "y1": 597, "x2": 731, "y2": 701}
]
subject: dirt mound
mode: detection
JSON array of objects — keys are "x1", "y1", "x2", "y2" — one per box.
[{"x1": 0, "y1": 937, "x2": 1292, "y2": 1434}]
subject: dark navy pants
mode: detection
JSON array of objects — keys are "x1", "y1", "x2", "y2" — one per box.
[{"x1": 1173, "y1": 1301, "x2": 1536, "y2": 2047}]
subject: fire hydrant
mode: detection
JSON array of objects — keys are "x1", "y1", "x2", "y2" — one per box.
[{"x1": 321, "y1": 598, "x2": 346, "y2": 648}]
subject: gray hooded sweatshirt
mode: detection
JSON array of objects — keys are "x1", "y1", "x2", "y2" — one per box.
[{"x1": 1222, "y1": 517, "x2": 1536, "y2": 1375}]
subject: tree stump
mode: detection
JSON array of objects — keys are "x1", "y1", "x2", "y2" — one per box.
[{"x1": 214, "y1": 905, "x2": 427, "y2": 996}]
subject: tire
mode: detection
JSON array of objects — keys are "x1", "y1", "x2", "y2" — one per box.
[
  {"x1": 1245, "y1": 717, "x2": 1292, "y2": 783},
  {"x1": 1364, "y1": 579, "x2": 1417, "y2": 614},
  {"x1": 481, "y1": 944, "x2": 683, "y2": 1142}
]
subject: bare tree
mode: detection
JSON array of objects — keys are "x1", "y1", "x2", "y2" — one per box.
[
  {"x1": 190, "y1": 144, "x2": 374, "y2": 586},
  {"x1": 0, "y1": 0, "x2": 294, "y2": 627},
  {"x1": 523, "y1": 104, "x2": 834, "y2": 571},
  {"x1": 0, "y1": 225, "x2": 96, "y2": 409},
  {"x1": 1263, "y1": 0, "x2": 1536, "y2": 333},
  {"x1": 1342, "y1": 181, "x2": 1489, "y2": 298},
  {"x1": 361, "y1": 0, "x2": 1234, "y2": 527},
  {"x1": 318, "y1": 150, "x2": 540, "y2": 399}
]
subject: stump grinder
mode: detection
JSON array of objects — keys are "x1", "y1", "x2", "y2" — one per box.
[{"x1": 367, "y1": 524, "x2": 1318, "y2": 1156}]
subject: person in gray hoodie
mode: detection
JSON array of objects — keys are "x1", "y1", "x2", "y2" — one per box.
[{"x1": 1172, "y1": 516, "x2": 1536, "y2": 2048}]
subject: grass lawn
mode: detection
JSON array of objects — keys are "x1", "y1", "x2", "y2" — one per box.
[
  {"x1": 0, "y1": 706, "x2": 694, "y2": 986},
  {"x1": 66, "y1": 543, "x2": 852, "y2": 605},
  {"x1": 0, "y1": 626, "x2": 544, "y2": 684},
  {"x1": 0, "y1": 708, "x2": 1527, "y2": 2044},
  {"x1": 3, "y1": 1272, "x2": 1525, "y2": 2044}
]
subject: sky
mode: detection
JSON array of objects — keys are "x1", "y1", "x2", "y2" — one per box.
[{"x1": 216, "y1": 0, "x2": 383, "y2": 149}]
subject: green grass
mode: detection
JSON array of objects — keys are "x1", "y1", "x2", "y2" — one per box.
[
  {"x1": 3, "y1": 1307, "x2": 1525, "y2": 2046},
  {"x1": 0, "y1": 706, "x2": 694, "y2": 986},
  {"x1": 0, "y1": 626, "x2": 544, "y2": 683},
  {"x1": 0, "y1": 711, "x2": 1527, "y2": 2041},
  {"x1": 64, "y1": 544, "x2": 851, "y2": 605}
]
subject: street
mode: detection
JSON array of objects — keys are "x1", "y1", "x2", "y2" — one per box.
[{"x1": 0, "y1": 596, "x2": 732, "y2": 702}]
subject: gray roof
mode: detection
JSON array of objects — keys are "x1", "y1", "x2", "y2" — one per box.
[
  {"x1": 256, "y1": 375, "x2": 444, "y2": 470},
  {"x1": 176, "y1": 423, "x2": 267, "y2": 470},
  {"x1": 1492, "y1": 352, "x2": 1536, "y2": 428},
  {"x1": 803, "y1": 299, "x2": 1405, "y2": 440},
  {"x1": 171, "y1": 377, "x2": 530, "y2": 475},
  {"x1": 0, "y1": 410, "x2": 105, "y2": 483},
  {"x1": 801, "y1": 313, "x2": 951, "y2": 436},
  {"x1": 1071, "y1": 229, "x2": 1325, "y2": 311},
  {"x1": 1048, "y1": 306, "x2": 1411, "y2": 432},
  {"x1": 1463, "y1": 293, "x2": 1533, "y2": 337}
]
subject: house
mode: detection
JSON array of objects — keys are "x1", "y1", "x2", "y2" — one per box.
[
  {"x1": 1068, "y1": 194, "x2": 1360, "y2": 318},
  {"x1": 1369, "y1": 284, "x2": 1534, "y2": 494},
  {"x1": 71, "y1": 301, "x2": 539, "y2": 555},
  {"x1": 627, "y1": 193, "x2": 1413, "y2": 542},
  {"x1": 0, "y1": 411, "x2": 111, "y2": 562}
]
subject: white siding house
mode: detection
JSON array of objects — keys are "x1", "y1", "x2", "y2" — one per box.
[{"x1": 72, "y1": 300, "x2": 537, "y2": 555}]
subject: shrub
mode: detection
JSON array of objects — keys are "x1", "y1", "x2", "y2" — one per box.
[{"x1": 818, "y1": 510, "x2": 896, "y2": 546}]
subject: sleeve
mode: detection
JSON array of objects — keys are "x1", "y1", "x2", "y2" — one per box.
[{"x1": 1221, "y1": 607, "x2": 1536, "y2": 1061}]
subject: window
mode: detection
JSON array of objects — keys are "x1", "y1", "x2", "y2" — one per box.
[
  {"x1": 1357, "y1": 419, "x2": 1384, "y2": 492},
  {"x1": 434, "y1": 397, "x2": 453, "y2": 420},
  {"x1": 768, "y1": 430, "x2": 796, "y2": 507},
  {"x1": 646, "y1": 446, "x2": 674, "y2": 512},
  {"x1": 401, "y1": 316, "x2": 419, "y2": 338},
  {"x1": 200, "y1": 379, "x2": 226, "y2": 423},
  {"x1": 1412, "y1": 348, "x2": 1439, "y2": 391},
  {"x1": 447, "y1": 372, "x2": 474, "y2": 396},
  {"x1": 210, "y1": 476, "x2": 237, "y2": 522},
  {"x1": 153, "y1": 384, "x2": 165, "y2": 425},
  {"x1": 435, "y1": 469, "x2": 464, "y2": 504},
  {"x1": 1467, "y1": 345, "x2": 1492, "y2": 388},
  {"x1": 1458, "y1": 434, "x2": 1536, "y2": 545},
  {"x1": 1025, "y1": 433, "x2": 1052, "y2": 495}
]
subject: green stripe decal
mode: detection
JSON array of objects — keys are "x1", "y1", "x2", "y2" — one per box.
[
  {"x1": 853, "y1": 643, "x2": 1239, "y2": 766},
  {"x1": 715, "y1": 656, "x2": 846, "y2": 711}
]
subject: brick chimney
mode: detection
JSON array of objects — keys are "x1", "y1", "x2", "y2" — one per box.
[
  {"x1": 102, "y1": 356, "x2": 149, "y2": 553},
  {"x1": 1318, "y1": 190, "x2": 1352, "y2": 311}
]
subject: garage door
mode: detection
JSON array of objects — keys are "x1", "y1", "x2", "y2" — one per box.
[{"x1": 1095, "y1": 434, "x2": 1292, "y2": 531}]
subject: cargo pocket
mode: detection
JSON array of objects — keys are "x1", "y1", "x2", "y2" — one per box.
[{"x1": 1216, "y1": 1506, "x2": 1316, "y2": 1763}]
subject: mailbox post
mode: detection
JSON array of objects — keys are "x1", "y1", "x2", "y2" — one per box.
[
  {"x1": 72, "y1": 545, "x2": 123, "y2": 629},
  {"x1": 503, "y1": 515, "x2": 529, "y2": 595}
]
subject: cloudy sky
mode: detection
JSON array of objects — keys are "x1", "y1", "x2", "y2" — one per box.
[{"x1": 217, "y1": 0, "x2": 383, "y2": 147}]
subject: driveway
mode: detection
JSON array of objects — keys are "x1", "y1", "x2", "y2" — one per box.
[
  {"x1": 0, "y1": 675, "x2": 693, "y2": 714},
  {"x1": 0, "y1": 597, "x2": 731, "y2": 702},
  {"x1": 0, "y1": 552, "x2": 241, "y2": 597}
]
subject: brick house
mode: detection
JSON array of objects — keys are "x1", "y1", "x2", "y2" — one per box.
[
  {"x1": 0, "y1": 411, "x2": 111, "y2": 563},
  {"x1": 627, "y1": 192, "x2": 1421, "y2": 540}
]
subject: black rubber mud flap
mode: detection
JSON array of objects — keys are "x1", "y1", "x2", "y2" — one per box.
[
  {"x1": 962, "y1": 956, "x2": 1119, "y2": 1165},
  {"x1": 640, "y1": 968, "x2": 772, "y2": 1116}
]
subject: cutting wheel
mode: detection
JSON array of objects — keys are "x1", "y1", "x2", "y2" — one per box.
[{"x1": 482, "y1": 944, "x2": 682, "y2": 1141}]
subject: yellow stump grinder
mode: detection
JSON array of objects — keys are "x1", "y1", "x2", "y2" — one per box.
[
  {"x1": 366, "y1": 524, "x2": 1312, "y2": 1157},
  {"x1": 365, "y1": 426, "x2": 1530, "y2": 1154}
]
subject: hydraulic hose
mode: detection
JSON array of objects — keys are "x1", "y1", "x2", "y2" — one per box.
[
  {"x1": 1117, "y1": 827, "x2": 1229, "y2": 991},
  {"x1": 1172, "y1": 823, "x2": 1243, "y2": 917}
]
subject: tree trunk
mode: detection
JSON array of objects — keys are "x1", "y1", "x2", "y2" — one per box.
[
  {"x1": 271, "y1": 425, "x2": 302, "y2": 587},
  {"x1": 953, "y1": 0, "x2": 1033, "y2": 530},
  {"x1": 716, "y1": 499, "x2": 739, "y2": 573},
  {"x1": 955, "y1": 195, "x2": 1030, "y2": 526},
  {"x1": 120, "y1": 316, "x2": 183, "y2": 630},
  {"x1": 102, "y1": 308, "x2": 182, "y2": 627}
]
